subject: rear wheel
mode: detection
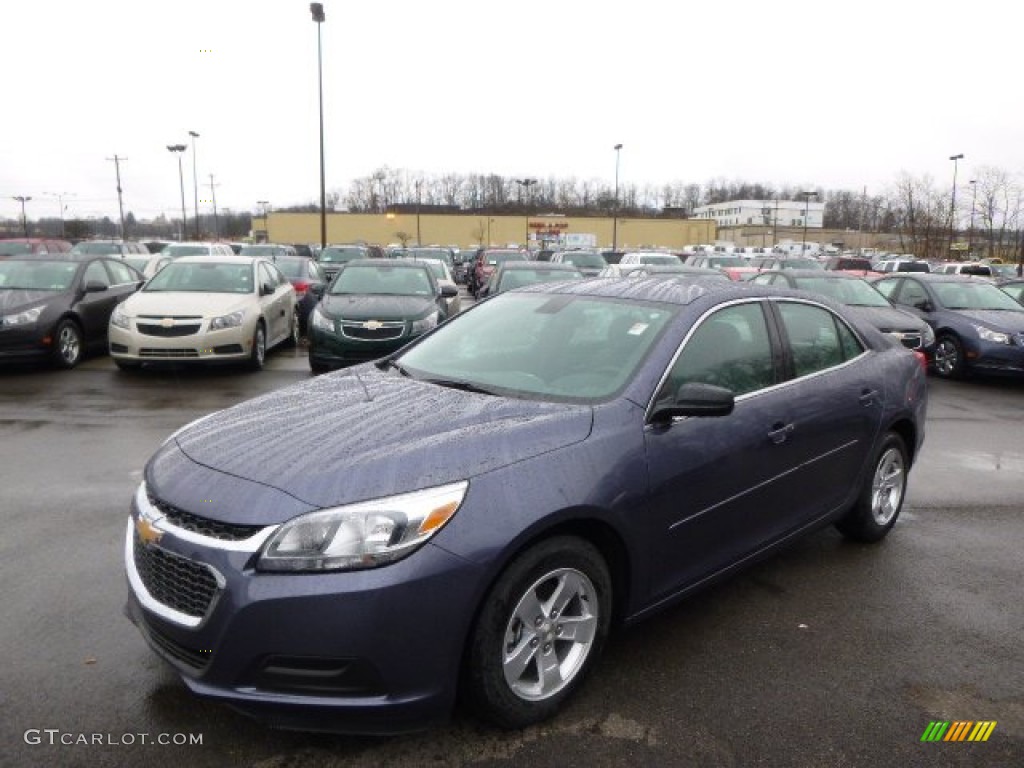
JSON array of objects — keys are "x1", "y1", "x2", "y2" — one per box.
[
  {"x1": 836, "y1": 432, "x2": 908, "y2": 542},
  {"x1": 465, "y1": 536, "x2": 612, "y2": 729},
  {"x1": 51, "y1": 319, "x2": 83, "y2": 369},
  {"x1": 933, "y1": 334, "x2": 965, "y2": 379}
]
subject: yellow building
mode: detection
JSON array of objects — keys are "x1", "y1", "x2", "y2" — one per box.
[{"x1": 254, "y1": 212, "x2": 715, "y2": 250}]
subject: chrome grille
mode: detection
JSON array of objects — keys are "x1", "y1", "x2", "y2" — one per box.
[
  {"x1": 147, "y1": 493, "x2": 264, "y2": 541},
  {"x1": 132, "y1": 535, "x2": 218, "y2": 619},
  {"x1": 340, "y1": 321, "x2": 406, "y2": 341}
]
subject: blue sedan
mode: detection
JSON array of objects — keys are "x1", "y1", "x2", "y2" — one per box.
[{"x1": 124, "y1": 277, "x2": 927, "y2": 734}]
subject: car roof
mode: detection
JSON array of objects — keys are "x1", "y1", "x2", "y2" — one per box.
[
  {"x1": 173, "y1": 255, "x2": 259, "y2": 265},
  {"x1": 516, "y1": 275, "x2": 803, "y2": 307},
  {"x1": 501, "y1": 261, "x2": 579, "y2": 270},
  {"x1": 344, "y1": 258, "x2": 430, "y2": 269},
  {"x1": 773, "y1": 269, "x2": 861, "y2": 279},
  {"x1": 878, "y1": 273, "x2": 992, "y2": 284}
]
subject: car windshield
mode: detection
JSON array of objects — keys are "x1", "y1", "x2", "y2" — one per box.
[
  {"x1": 639, "y1": 254, "x2": 679, "y2": 265},
  {"x1": 330, "y1": 264, "x2": 433, "y2": 296},
  {"x1": 0, "y1": 242, "x2": 34, "y2": 256},
  {"x1": 123, "y1": 256, "x2": 151, "y2": 273},
  {"x1": 402, "y1": 257, "x2": 447, "y2": 280},
  {"x1": 999, "y1": 283, "x2": 1024, "y2": 303},
  {"x1": 707, "y1": 256, "x2": 745, "y2": 268},
  {"x1": 559, "y1": 252, "x2": 607, "y2": 268},
  {"x1": 272, "y1": 257, "x2": 308, "y2": 279},
  {"x1": 793, "y1": 277, "x2": 890, "y2": 307},
  {"x1": 397, "y1": 293, "x2": 675, "y2": 402},
  {"x1": 0, "y1": 259, "x2": 78, "y2": 291},
  {"x1": 933, "y1": 282, "x2": 1024, "y2": 311},
  {"x1": 408, "y1": 248, "x2": 453, "y2": 266},
  {"x1": 70, "y1": 242, "x2": 121, "y2": 255},
  {"x1": 320, "y1": 246, "x2": 367, "y2": 263},
  {"x1": 782, "y1": 259, "x2": 823, "y2": 270},
  {"x1": 497, "y1": 268, "x2": 583, "y2": 292},
  {"x1": 163, "y1": 245, "x2": 212, "y2": 258},
  {"x1": 143, "y1": 261, "x2": 253, "y2": 293},
  {"x1": 483, "y1": 251, "x2": 523, "y2": 266}
]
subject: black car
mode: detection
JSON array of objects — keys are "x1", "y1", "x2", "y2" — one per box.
[
  {"x1": 308, "y1": 259, "x2": 457, "y2": 372},
  {"x1": 873, "y1": 273, "x2": 1024, "y2": 378},
  {"x1": 0, "y1": 256, "x2": 142, "y2": 368},
  {"x1": 124, "y1": 277, "x2": 926, "y2": 734},
  {"x1": 750, "y1": 270, "x2": 935, "y2": 356},
  {"x1": 318, "y1": 244, "x2": 383, "y2": 281}
]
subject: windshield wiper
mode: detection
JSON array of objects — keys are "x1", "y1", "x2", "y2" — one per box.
[
  {"x1": 376, "y1": 357, "x2": 413, "y2": 377},
  {"x1": 421, "y1": 377, "x2": 500, "y2": 396}
]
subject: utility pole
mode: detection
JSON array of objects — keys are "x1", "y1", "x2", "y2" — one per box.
[
  {"x1": 108, "y1": 155, "x2": 127, "y2": 239},
  {"x1": 208, "y1": 174, "x2": 220, "y2": 239},
  {"x1": 13, "y1": 196, "x2": 32, "y2": 237}
]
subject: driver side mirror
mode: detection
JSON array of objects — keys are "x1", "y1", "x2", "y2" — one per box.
[
  {"x1": 440, "y1": 284, "x2": 457, "y2": 298},
  {"x1": 260, "y1": 282, "x2": 274, "y2": 296},
  {"x1": 913, "y1": 299, "x2": 933, "y2": 312},
  {"x1": 649, "y1": 382, "x2": 735, "y2": 425},
  {"x1": 84, "y1": 280, "x2": 108, "y2": 293}
]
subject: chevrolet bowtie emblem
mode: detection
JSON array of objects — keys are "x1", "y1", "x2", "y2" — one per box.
[
  {"x1": 136, "y1": 516, "x2": 163, "y2": 546},
  {"x1": 161, "y1": 317, "x2": 175, "y2": 328},
  {"x1": 363, "y1": 320, "x2": 383, "y2": 330}
]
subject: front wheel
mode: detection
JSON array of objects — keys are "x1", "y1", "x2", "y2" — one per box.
[
  {"x1": 247, "y1": 322, "x2": 266, "y2": 371},
  {"x1": 836, "y1": 432, "x2": 908, "y2": 542},
  {"x1": 932, "y1": 334, "x2": 965, "y2": 379},
  {"x1": 465, "y1": 536, "x2": 612, "y2": 729},
  {"x1": 52, "y1": 319, "x2": 83, "y2": 369}
]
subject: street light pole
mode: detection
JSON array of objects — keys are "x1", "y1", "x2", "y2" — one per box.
[
  {"x1": 948, "y1": 153, "x2": 964, "y2": 259},
  {"x1": 415, "y1": 180, "x2": 422, "y2": 246},
  {"x1": 801, "y1": 191, "x2": 816, "y2": 253},
  {"x1": 514, "y1": 178, "x2": 536, "y2": 246},
  {"x1": 967, "y1": 179, "x2": 977, "y2": 259},
  {"x1": 13, "y1": 196, "x2": 31, "y2": 237},
  {"x1": 167, "y1": 144, "x2": 188, "y2": 241},
  {"x1": 257, "y1": 200, "x2": 270, "y2": 242},
  {"x1": 44, "y1": 192, "x2": 73, "y2": 238},
  {"x1": 612, "y1": 143, "x2": 623, "y2": 250},
  {"x1": 189, "y1": 131, "x2": 200, "y2": 239},
  {"x1": 311, "y1": 3, "x2": 327, "y2": 251}
]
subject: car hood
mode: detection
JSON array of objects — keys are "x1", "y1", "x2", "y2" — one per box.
[
  {"x1": 320, "y1": 293, "x2": 436, "y2": 320},
  {"x1": 0, "y1": 289, "x2": 67, "y2": 314},
  {"x1": 157, "y1": 366, "x2": 594, "y2": 523},
  {"x1": 846, "y1": 305, "x2": 927, "y2": 332},
  {"x1": 122, "y1": 291, "x2": 253, "y2": 317},
  {"x1": 945, "y1": 308, "x2": 1024, "y2": 331}
]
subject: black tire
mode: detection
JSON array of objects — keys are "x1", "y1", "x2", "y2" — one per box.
[
  {"x1": 309, "y1": 360, "x2": 330, "y2": 374},
  {"x1": 836, "y1": 432, "x2": 909, "y2": 543},
  {"x1": 932, "y1": 333, "x2": 966, "y2": 379},
  {"x1": 51, "y1": 319, "x2": 83, "y2": 369},
  {"x1": 247, "y1": 322, "x2": 266, "y2": 371},
  {"x1": 465, "y1": 536, "x2": 612, "y2": 729},
  {"x1": 114, "y1": 360, "x2": 141, "y2": 372}
]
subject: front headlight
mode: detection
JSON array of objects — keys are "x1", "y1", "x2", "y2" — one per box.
[
  {"x1": 410, "y1": 311, "x2": 439, "y2": 334},
  {"x1": 209, "y1": 310, "x2": 245, "y2": 330},
  {"x1": 311, "y1": 306, "x2": 334, "y2": 332},
  {"x1": 921, "y1": 324, "x2": 935, "y2": 348},
  {"x1": 973, "y1": 324, "x2": 1011, "y2": 345},
  {"x1": 2, "y1": 305, "x2": 43, "y2": 327},
  {"x1": 257, "y1": 481, "x2": 468, "y2": 572},
  {"x1": 110, "y1": 304, "x2": 130, "y2": 329}
]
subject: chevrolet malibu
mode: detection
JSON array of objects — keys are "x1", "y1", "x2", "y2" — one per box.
[
  {"x1": 125, "y1": 278, "x2": 927, "y2": 734},
  {"x1": 109, "y1": 255, "x2": 297, "y2": 370}
]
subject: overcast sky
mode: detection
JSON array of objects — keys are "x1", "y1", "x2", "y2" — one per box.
[{"x1": 2, "y1": 0, "x2": 1022, "y2": 225}]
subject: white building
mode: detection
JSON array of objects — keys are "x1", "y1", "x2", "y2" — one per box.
[{"x1": 692, "y1": 199, "x2": 825, "y2": 229}]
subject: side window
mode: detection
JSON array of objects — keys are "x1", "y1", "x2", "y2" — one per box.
[
  {"x1": 835, "y1": 316, "x2": 865, "y2": 361},
  {"x1": 657, "y1": 302, "x2": 775, "y2": 399},
  {"x1": 897, "y1": 279, "x2": 928, "y2": 309},
  {"x1": 270, "y1": 263, "x2": 289, "y2": 286},
  {"x1": 83, "y1": 260, "x2": 110, "y2": 288},
  {"x1": 873, "y1": 278, "x2": 899, "y2": 299},
  {"x1": 257, "y1": 263, "x2": 274, "y2": 291},
  {"x1": 750, "y1": 274, "x2": 774, "y2": 285},
  {"x1": 777, "y1": 302, "x2": 850, "y2": 377},
  {"x1": 105, "y1": 259, "x2": 136, "y2": 284}
]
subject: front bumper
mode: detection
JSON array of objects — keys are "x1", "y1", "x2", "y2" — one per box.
[
  {"x1": 109, "y1": 320, "x2": 254, "y2": 363},
  {"x1": 124, "y1": 489, "x2": 483, "y2": 734},
  {"x1": 308, "y1": 323, "x2": 420, "y2": 368},
  {"x1": 0, "y1": 324, "x2": 52, "y2": 360},
  {"x1": 968, "y1": 338, "x2": 1024, "y2": 376}
]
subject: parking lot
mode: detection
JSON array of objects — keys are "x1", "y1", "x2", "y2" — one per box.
[{"x1": 1, "y1": 349, "x2": 1022, "y2": 767}]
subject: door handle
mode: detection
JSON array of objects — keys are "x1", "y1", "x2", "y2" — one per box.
[
  {"x1": 768, "y1": 422, "x2": 794, "y2": 444},
  {"x1": 859, "y1": 389, "x2": 878, "y2": 406}
]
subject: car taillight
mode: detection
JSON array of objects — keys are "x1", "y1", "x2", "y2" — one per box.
[
  {"x1": 293, "y1": 280, "x2": 310, "y2": 297},
  {"x1": 913, "y1": 350, "x2": 927, "y2": 370}
]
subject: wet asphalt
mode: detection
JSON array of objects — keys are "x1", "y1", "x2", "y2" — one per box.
[{"x1": 1, "y1": 334, "x2": 1022, "y2": 768}]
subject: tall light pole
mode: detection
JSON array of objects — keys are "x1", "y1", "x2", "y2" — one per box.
[
  {"x1": 311, "y1": 2, "x2": 327, "y2": 251},
  {"x1": 515, "y1": 178, "x2": 536, "y2": 246},
  {"x1": 967, "y1": 179, "x2": 977, "y2": 258},
  {"x1": 612, "y1": 143, "x2": 623, "y2": 250},
  {"x1": 257, "y1": 200, "x2": 270, "y2": 242},
  {"x1": 189, "y1": 131, "x2": 200, "y2": 239},
  {"x1": 948, "y1": 153, "x2": 964, "y2": 258},
  {"x1": 44, "y1": 192, "x2": 73, "y2": 238},
  {"x1": 13, "y1": 196, "x2": 31, "y2": 237},
  {"x1": 166, "y1": 144, "x2": 188, "y2": 241},
  {"x1": 107, "y1": 155, "x2": 127, "y2": 240},
  {"x1": 415, "y1": 180, "x2": 422, "y2": 245},
  {"x1": 801, "y1": 191, "x2": 816, "y2": 253}
]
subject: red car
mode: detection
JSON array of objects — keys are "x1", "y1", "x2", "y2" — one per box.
[
  {"x1": 0, "y1": 238, "x2": 73, "y2": 257},
  {"x1": 470, "y1": 249, "x2": 526, "y2": 296}
]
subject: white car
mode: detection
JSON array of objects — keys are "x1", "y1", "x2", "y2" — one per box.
[
  {"x1": 400, "y1": 256, "x2": 461, "y2": 317},
  {"x1": 619, "y1": 251, "x2": 682, "y2": 266},
  {"x1": 108, "y1": 255, "x2": 297, "y2": 371}
]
